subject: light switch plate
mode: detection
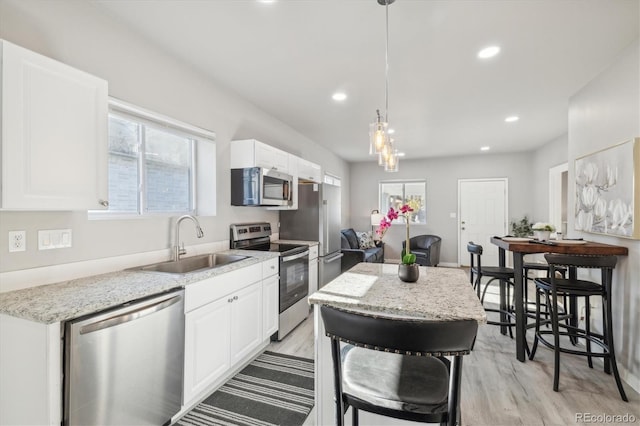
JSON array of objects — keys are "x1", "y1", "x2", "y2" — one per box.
[{"x1": 38, "y1": 229, "x2": 72, "y2": 250}]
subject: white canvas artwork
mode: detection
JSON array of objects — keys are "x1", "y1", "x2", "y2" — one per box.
[{"x1": 574, "y1": 138, "x2": 639, "y2": 239}]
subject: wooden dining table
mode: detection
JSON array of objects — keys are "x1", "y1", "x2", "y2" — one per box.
[{"x1": 490, "y1": 237, "x2": 629, "y2": 362}]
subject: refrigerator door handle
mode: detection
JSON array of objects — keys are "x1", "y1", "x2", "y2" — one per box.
[
  {"x1": 323, "y1": 199, "x2": 329, "y2": 251},
  {"x1": 324, "y1": 253, "x2": 344, "y2": 263}
]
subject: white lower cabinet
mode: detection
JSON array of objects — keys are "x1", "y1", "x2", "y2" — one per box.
[
  {"x1": 309, "y1": 245, "x2": 319, "y2": 295},
  {"x1": 183, "y1": 280, "x2": 262, "y2": 405},
  {"x1": 182, "y1": 258, "x2": 279, "y2": 408},
  {"x1": 230, "y1": 282, "x2": 263, "y2": 365},
  {"x1": 183, "y1": 297, "x2": 232, "y2": 404},
  {"x1": 262, "y1": 274, "x2": 279, "y2": 339}
]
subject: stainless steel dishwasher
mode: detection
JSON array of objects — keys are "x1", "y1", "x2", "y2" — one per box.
[{"x1": 64, "y1": 289, "x2": 185, "y2": 426}]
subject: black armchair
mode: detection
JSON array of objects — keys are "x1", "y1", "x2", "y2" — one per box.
[{"x1": 402, "y1": 235, "x2": 441, "y2": 266}]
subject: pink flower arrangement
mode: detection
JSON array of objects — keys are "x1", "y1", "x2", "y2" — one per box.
[{"x1": 376, "y1": 204, "x2": 417, "y2": 264}]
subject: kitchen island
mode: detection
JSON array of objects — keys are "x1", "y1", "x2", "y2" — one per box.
[{"x1": 308, "y1": 263, "x2": 486, "y2": 425}]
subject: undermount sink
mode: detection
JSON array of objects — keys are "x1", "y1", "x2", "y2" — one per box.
[{"x1": 138, "y1": 253, "x2": 250, "y2": 274}]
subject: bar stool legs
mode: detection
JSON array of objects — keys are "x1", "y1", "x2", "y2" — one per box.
[{"x1": 529, "y1": 254, "x2": 628, "y2": 402}]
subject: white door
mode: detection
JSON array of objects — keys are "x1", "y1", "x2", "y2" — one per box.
[
  {"x1": 230, "y1": 282, "x2": 263, "y2": 365},
  {"x1": 458, "y1": 179, "x2": 508, "y2": 266}
]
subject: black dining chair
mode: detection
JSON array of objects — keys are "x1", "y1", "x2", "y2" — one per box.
[
  {"x1": 320, "y1": 305, "x2": 478, "y2": 426},
  {"x1": 467, "y1": 242, "x2": 516, "y2": 336},
  {"x1": 529, "y1": 254, "x2": 627, "y2": 401}
]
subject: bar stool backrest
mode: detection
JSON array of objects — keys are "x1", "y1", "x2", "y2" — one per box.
[
  {"x1": 467, "y1": 242, "x2": 483, "y2": 273},
  {"x1": 320, "y1": 306, "x2": 478, "y2": 356},
  {"x1": 543, "y1": 254, "x2": 617, "y2": 270}
]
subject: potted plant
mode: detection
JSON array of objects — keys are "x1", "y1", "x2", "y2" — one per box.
[
  {"x1": 510, "y1": 216, "x2": 533, "y2": 238},
  {"x1": 376, "y1": 204, "x2": 419, "y2": 282},
  {"x1": 531, "y1": 222, "x2": 555, "y2": 241}
]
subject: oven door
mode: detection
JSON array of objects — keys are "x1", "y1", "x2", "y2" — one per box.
[{"x1": 279, "y1": 250, "x2": 309, "y2": 312}]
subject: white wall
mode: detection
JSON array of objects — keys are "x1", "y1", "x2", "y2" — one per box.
[
  {"x1": 531, "y1": 133, "x2": 568, "y2": 222},
  {"x1": 568, "y1": 38, "x2": 640, "y2": 391},
  {"x1": 0, "y1": 0, "x2": 350, "y2": 274},
  {"x1": 349, "y1": 152, "x2": 536, "y2": 263}
]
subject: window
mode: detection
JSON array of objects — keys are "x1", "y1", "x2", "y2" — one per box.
[
  {"x1": 91, "y1": 99, "x2": 216, "y2": 218},
  {"x1": 379, "y1": 180, "x2": 427, "y2": 224}
]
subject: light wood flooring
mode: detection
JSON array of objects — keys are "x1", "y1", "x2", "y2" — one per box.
[{"x1": 268, "y1": 304, "x2": 639, "y2": 425}]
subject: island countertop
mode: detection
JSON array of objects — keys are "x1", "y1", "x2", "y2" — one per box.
[{"x1": 308, "y1": 263, "x2": 486, "y2": 324}]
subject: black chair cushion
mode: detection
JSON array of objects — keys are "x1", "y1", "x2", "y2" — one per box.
[
  {"x1": 471, "y1": 265, "x2": 514, "y2": 280},
  {"x1": 534, "y1": 277, "x2": 604, "y2": 296},
  {"x1": 342, "y1": 346, "x2": 449, "y2": 412}
]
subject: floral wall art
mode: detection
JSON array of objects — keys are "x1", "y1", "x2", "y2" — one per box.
[{"x1": 574, "y1": 138, "x2": 640, "y2": 239}]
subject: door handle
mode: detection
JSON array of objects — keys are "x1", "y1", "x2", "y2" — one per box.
[
  {"x1": 324, "y1": 253, "x2": 344, "y2": 263},
  {"x1": 80, "y1": 293, "x2": 182, "y2": 335}
]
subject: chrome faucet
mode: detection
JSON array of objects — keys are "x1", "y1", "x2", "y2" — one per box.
[{"x1": 173, "y1": 215, "x2": 204, "y2": 261}]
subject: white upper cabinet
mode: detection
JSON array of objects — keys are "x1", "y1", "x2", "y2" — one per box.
[
  {"x1": 298, "y1": 158, "x2": 322, "y2": 183},
  {"x1": 230, "y1": 139, "x2": 290, "y2": 173},
  {"x1": 1, "y1": 40, "x2": 108, "y2": 210}
]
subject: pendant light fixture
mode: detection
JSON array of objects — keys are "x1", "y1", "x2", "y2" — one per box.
[{"x1": 369, "y1": 0, "x2": 399, "y2": 172}]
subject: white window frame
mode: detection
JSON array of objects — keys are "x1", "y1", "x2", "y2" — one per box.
[
  {"x1": 378, "y1": 179, "x2": 427, "y2": 224},
  {"x1": 90, "y1": 98, "x2": 216, "y2": 219}
]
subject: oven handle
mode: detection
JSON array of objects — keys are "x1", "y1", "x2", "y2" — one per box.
[{"x1": 281, "y1": 250, "x2": 309, "y2": 263}]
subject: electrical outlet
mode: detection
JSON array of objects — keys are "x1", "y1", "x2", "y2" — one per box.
[{"x1": 8, "y1": 231, "x2": 26, "y2": 252}]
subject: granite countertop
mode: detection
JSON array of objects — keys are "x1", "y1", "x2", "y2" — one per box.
[
  {"x1": 0, "y1": 249, "x2": 279, "y2": 325},
  {"x1": 309, "y1": 263, "x2": 487, "y2": 324}
]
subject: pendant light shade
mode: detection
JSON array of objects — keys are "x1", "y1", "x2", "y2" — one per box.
[
  {"x1": 369, "y1": 0, "x2": 400, "y2": 172},
  {"x1": 369, "y1": 109, "x2": 388, "y2": 155}
]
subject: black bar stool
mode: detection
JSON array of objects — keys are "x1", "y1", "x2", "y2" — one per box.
[
  {"x1": 467, "y1": 242, "x2": 516, "y2": 336},
  {"x1": 529, "y1": 254, "x2": 628, "y2": 401},
  {"x1": 320, "y1": 306, "x2": 478, "y2": 426},
  {"x1": 523, "y1": 260, "x2": 568, "y2": 329}
]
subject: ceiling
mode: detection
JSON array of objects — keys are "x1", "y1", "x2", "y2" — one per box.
[{"x1": 92, "y1": 0, "x2": 639, "y2": 163}]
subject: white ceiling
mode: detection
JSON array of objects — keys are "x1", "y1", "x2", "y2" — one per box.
[{"x1": 92, "y1": 0, "x2": 639, "y2": 162}]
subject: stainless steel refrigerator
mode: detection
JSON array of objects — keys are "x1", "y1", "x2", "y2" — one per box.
[{"x1": 280, "y1": 181, "x2": 342, "y2": 287}]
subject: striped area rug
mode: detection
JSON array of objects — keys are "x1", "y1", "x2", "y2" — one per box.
[{"x1": 177, "y1": 351, "x2": 314, "y2": 426}]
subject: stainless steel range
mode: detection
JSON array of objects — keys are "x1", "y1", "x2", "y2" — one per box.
[{"x1": 230, "y1": 222, "x2": 309, "y2": 340}]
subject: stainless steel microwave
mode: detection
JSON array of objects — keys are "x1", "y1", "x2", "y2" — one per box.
[{"x1": 231, "y1": 167, "x2": 293, "y2": 206}]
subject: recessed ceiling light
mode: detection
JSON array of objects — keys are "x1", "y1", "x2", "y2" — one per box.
[
  {"x1": 332, "y1": 92, "x2": 347, "y2": 101},
  {"x1": 396, "y1": 152, "x2": 405, "y2": 157},
  {"x1": 480, "y1": 146, "x2": 490, "y2": 151},
  {"x1": 257, "y1": 0, "x2": 276, "y2": 3},
  {"x1": 387, "y1": 128, "x2": 395, "y2": 134},
  {"x1": 477, "y1": 46, "x2": 500, "y2": 59},
  {"x1": 505, "y1": 115, "x2": 519, "y2": 123}
]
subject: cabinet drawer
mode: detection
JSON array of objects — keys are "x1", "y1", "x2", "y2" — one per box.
[
  {"x1": 262, "y1": 258, "x2": 278, "y2": 278},
  {"x1": 185, "y1": 263, "x2": 261, "y2": 312}
]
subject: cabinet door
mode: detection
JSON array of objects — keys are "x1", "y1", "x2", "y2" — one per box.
[
  {"x1": 1, "y1": 41, "x2": 108, "y2": 210},
  {"x1": 230, "y1": 281, "x2": 263, "y2": 365},
  {"x1": 262, "y1": 274, "x2": 279, "y2": 339},
  {"x1": 183, "y1": 298, "x2": 231, "y2": 405},
  {"x1": 255, "y1": 142, "x2": 289, "y2": 172},
  {"x1": 298, "y1": 158, "x2": 322, "y2": 183}
]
